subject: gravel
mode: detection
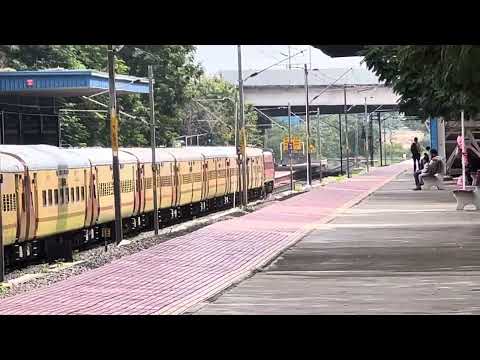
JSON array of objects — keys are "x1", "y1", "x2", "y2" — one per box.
[{"x1": 0, "y1": 187, "x2": 305, "y2": 300}]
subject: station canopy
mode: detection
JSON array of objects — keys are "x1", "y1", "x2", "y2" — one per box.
[
  {"x1": 0, "y1": 69, "x2": 149, "y2": 97},
  {"x1": 313, "y1": 46, "x2": 365, "y2": 58}
]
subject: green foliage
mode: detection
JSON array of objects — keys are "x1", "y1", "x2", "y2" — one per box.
[
  {"x1": 0, "y1": 45, "x2": 202, "y2": 147},
  {"x1": 179, "y1": 75, "x2": 262, "y2": 147},
  {"x1": 362, "y1": 45, "x2": 480, "y2": 118}
]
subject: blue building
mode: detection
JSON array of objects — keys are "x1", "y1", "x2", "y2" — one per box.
[{"x1": 0, "y1": 69, "x2": 149, "y2": 146}]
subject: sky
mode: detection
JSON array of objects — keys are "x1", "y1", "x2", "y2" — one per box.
[{"x1": 194, "y1": 45, "x2": 365, "y2": 74}]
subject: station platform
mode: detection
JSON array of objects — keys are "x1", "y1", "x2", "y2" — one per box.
[
  {"x1": 0, "y1": 162, "x2": 408, "y2": 315},
  {"x1": 197, "y1": 169, "x2": 480, "y2": 314}
]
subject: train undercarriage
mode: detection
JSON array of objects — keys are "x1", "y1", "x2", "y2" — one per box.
[{"x1": 4, "y1": 183, "x2": 273, "y2": 270}]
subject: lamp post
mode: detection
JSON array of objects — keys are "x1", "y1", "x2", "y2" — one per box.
[
  {"x1": 237, "y1": 45, "x2": 248, "y2": 208},
  {"x1": 107, "y1": 45, "x2": 123, "y2": 245}
]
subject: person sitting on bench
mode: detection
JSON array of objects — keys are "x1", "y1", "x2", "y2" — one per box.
[
  {"x1": 413, "y1": 148, "x2": 442, "y2": 190},
  {"x1": 420, "y1": 149, "x2": 430, "y2": 171}
]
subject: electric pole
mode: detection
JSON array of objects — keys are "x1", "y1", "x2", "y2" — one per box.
[
  {"x1": 237, "y1": 45, "x2": 248, "y2": 207},
  {"x1": 149, "y1": 65, "x2": 159, "y2": 235},
  {"x1": 107, "y1": 45, "x2": 123, "y2": 245},
  {"x1": 288, "y1": 102, "x2": 293, "y2": 191},
  {"x1": 317, "y1": 107, "x2": 322, "y2": 181}
]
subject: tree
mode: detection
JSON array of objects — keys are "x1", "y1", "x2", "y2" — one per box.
[
  {"x1": 0, "y1": 45, "x2": 203, "y2": 147},
  {"x1": 179, "y1": 75, "x2": 262, "y2": 147},
  {"x1": 362, "y1": 45, "x2": 480, "y2": 119}
]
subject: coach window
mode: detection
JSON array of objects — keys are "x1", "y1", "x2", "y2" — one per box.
[
  {"x1": 42, "y1": 190, "x2": 47, "y2": 207},
  {"x1": 71, "y1": 188, "x2": 75, "y2": 203},
  {"x1": 60, "y1": 188, "x2": 64, "y2": 204},
  {"x1": 76, "y1": 187, "x2": 80, "y2": 202},
  {"x1": 54, "y1": 189, "x2": 59, "y2": 205},
  {"x1": 48, "y1": 189, "x2": 53, "y2": 206},
  {"x1": 81, "y1": 186, "x2": 85, "y2": 201}
]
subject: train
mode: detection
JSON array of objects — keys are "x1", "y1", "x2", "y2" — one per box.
[{"x1": 0, "y1": 145, "x2": 275, "y2": 266}]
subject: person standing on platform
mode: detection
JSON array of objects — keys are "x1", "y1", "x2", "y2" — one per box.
[{"x1": 410, "y1": 137, "x2": 421, "y2": 172}]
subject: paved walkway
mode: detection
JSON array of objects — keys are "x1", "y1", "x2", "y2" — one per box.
[
  {"x1": 0, "y1": 163, "x2": 408, "y2": 315},
  {"x1": 197, "y1": 169, "x2": 480, "y2": 314}
]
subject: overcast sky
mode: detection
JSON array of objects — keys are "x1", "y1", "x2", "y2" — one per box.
[{"x1": 195, "y1": 45, "x2": 365, "y2": 74}]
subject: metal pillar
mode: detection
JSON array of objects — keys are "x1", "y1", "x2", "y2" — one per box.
[
  {"x1": 461, "y1": 110, "x2": 466, "y2": 190},
  {"x1": 378, "y1": 112, "x2": 382, "y2": 166},
  {"x1": 0, "y1": 174, "x2": 4, "y2": 283},
  {"x1": 369, "y1": 114, "x2": 374, "y2": 166},
  {"x1": 344, "y1": 84, "x2": 350, "y2": 178},
  {"x1": 339, "y1": 114, "x2": 343, "y2": 175},
  {"x1": 148, "y1": 65, "x2": 159, "y2": 235},
  {"x1": 383, "y1": 118, "x2": 387, "y2": 166},
  {"x1": 364, "y1": 98, "x2": 369, "y2": 172},
  {"x1": 317, "y1": 107, "x2": 322, "y2": 181},
  {"x1": 288, "y1": 103, "x2": 293, "y2": 191},
  {"x1": 304, "y1": 64, "x2": 312, "y2": 186},
  {"x1": 107, "y1": 45, "x2": 123, "y2": 245},
  {"x1": 1, "y1": 111, "x2": 5, "y2": 144},
  {"x1": 237, "y1": 45, "x2": 248, "y2": 207}
]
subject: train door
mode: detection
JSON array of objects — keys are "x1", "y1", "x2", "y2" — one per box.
[
  {"x1": 84, "y1": 168, "x2": 92, "y2": 228},
  {"x1": 217, "y1": 158, "x2": 226, "y2": 196},
  {"x1": 159, "y1": 162, "x2": 174, "y2": 209},
  {"x1": 142, "y1": 163, "x2": 152, "y2": 213},
  {"x1": 91, "y1": 167, "x2": 99, "y2": 224},
  {"x1": 31, "y1": 172, "x2": 39, "y2": 240},
  {"x1": 173, "y1": 162, "x2": 180, "y2": 207},
  {"x1": 15, "y1": 171, "x2": 36, "y2": 242},
  {"x1": 191, "y1": 160, "x2": 203, "y2": 203},
  {"x1": 207, "y1": 158, "x2": 217, "y2": 199},
  {"x1": 200, "y1": 157, "x2": 207, "y2": 201},
  {"x1": 226, "y1": 158, "x2": 231, "y2": 195},
  {"x1": 1, "y1": 172, "x2": 19, "y2": 246},
  {"x1": 136, "y1": 163, "x2": 146, "y2": 215}
]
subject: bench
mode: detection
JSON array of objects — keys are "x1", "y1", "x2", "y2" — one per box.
[
  {"x1": 452, "y1": 188, "x2": 480, "y2": 210},
  {"x1": 421, "y1": 175, "x2": 445, "y2": 190}
]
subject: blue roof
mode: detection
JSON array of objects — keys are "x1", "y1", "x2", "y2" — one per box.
[{"x1": 0, "y1": 69, "x2": 149, "y2": 97}]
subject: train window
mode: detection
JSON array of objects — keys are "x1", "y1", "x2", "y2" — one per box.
[
  {"x1": 81, "y1": 186, "x2": 85, "y2": 201},
  {"x1": 54, "y1": 189, "x2": 59, "y2": 205},
  {"x1": 42, "y1": 191, "x2": 47, "y2": 207},
  {"x1": 71, "y1": 188, "x2": 75, "y2": 203},
  {"x1": 76, "y1": 187, "x2": 80, "y2": 202},
  {"x1": 65, "y1": 188, "x2": 69, "y2": 203},
  {"x1": 48, "y1": 189, "x2": 53, "y2": 206},
  {"x1": 59, "y1": 188, "x2": 64, "y2": 204}
]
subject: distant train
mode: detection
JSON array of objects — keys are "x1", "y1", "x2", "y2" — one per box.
[{"x1": 0, "y1": 145, "x2": 275, "y2": 266}]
